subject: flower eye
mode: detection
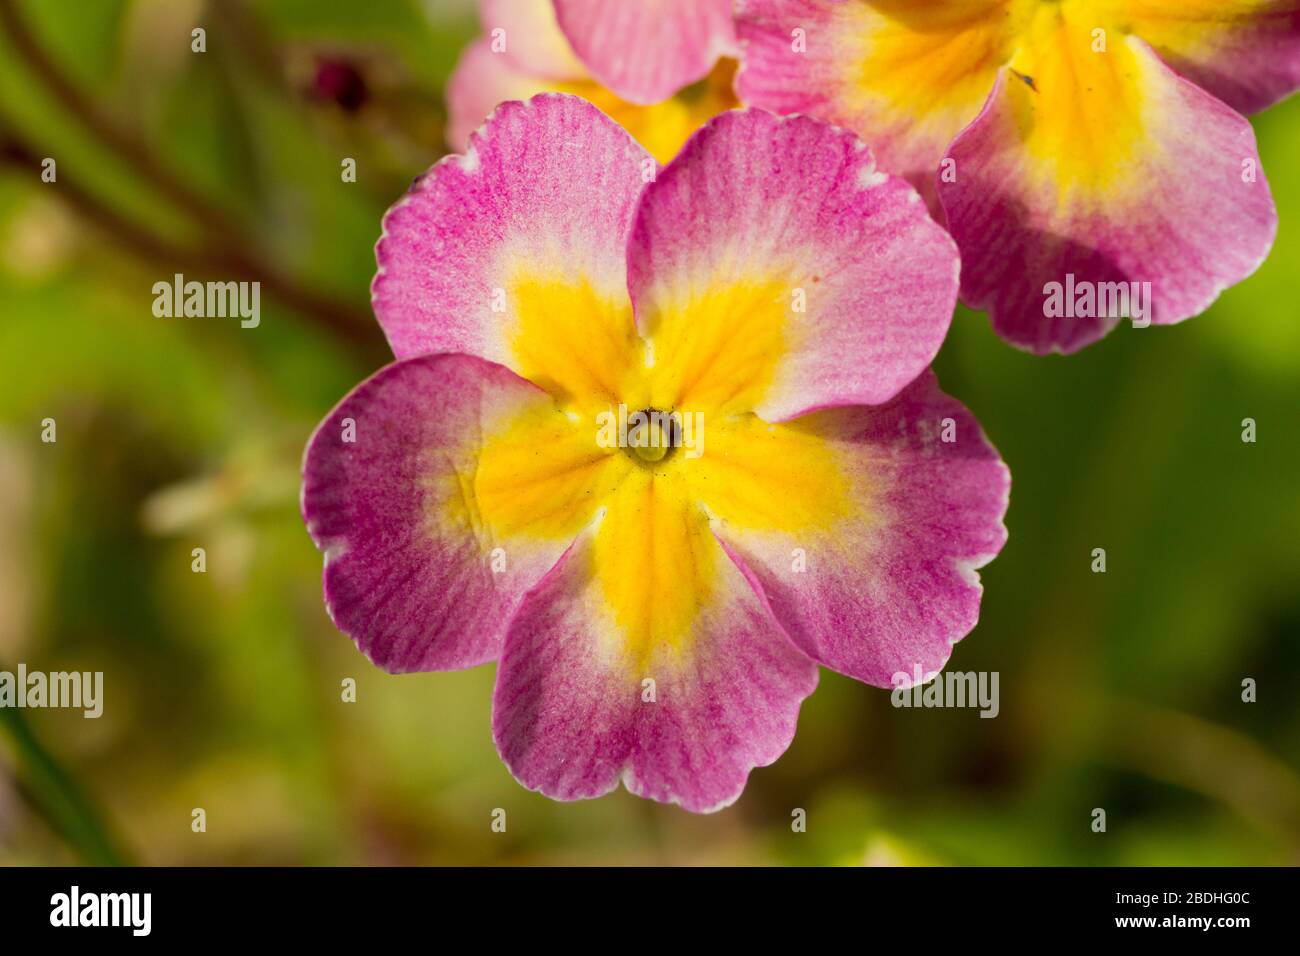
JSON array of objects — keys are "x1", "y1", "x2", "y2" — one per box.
[{"x1": 626, "y1": 409, "x2": 680, "y2": 465}]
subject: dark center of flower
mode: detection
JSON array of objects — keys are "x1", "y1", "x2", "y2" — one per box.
[{"x1": 626, "y1": 409, "x2": 681, "y2": 465}]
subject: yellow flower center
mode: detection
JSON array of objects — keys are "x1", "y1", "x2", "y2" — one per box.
[{"x1": 453, "y1": 269, "x2": 857, "y2": 669}]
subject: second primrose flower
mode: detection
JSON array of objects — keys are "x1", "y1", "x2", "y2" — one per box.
[
  {"x1": 736, "y1": 0, "x2": 1297, "y2": 353},
  {"x1": 302, "y1": 96, "x2": 1010, "y2": 811},
  {"x1": 448, "y1": 0, "x2": 739, "y2": 163}
]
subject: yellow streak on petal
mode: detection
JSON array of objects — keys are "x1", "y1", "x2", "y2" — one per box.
[
  {"x1": 1004, "y1": 4, "x2": 1148, "y2": 199},
  {"x1": 683, "y1": 413, "x2": 855, "y2": 535},
  {"x1": 590, "y1": 469, "x2": 717, "y2": 669},
  {"x1": 813, "y1": 0, "x2": 1022, "y2": 182},
  {"x1": 850, "y1": 0, "x2": 1021, "y2": 119},
  {"x1": 472, "y1": 401, "x2": 632, "y2": 544},
  {"x1": 643, "y1": 276, "x2": 791, "y2": 416},
  {"x1": 507, "y1": 271, "x2": 646, "y2": 410}
]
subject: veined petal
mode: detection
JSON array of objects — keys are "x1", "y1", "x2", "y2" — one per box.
[
  {"x1": 302, "y1": 353, "x2": 626, "y2": 672},
  {"x1": 492, "y1": 486, "x2": 818, "y2": 812},
  {"x1": 735, "y1": 0, "x2": 1018, "y2": 213},
  {"x1": 939, "y1": 24, "x2": 1278, "y2": 353},
  {"x1": 553, "y1": 0, "x2": 737, "y2": 105},
  {"x1": 373, "y1": 94, "x2": 652, "y2": 408},
  {"x1": 1099, "y1": 0, "x2": 1300, "y2": 113},
  {"x1": 628, "y1": 109, "x2": 959, "y2": 421},
  {"x1": 479, "y1": 0, "x2": 586, "y2": 79},
  {"x1": 702, "y1": 372, "x2": 1010, "y2": 687}
]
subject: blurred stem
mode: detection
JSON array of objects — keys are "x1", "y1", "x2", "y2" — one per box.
[
  {"x1": 0, "y1": 700, "x2": 130, "y2": 866},
  {"x1": 0, "y1": 129, "x2": 379, "y2": 354},
  {"x1": 0, "y1": 0, "x2": 380, "y2": 357},
  {"x1": 0, "y1": 0, "x2": 241, "y2": 241},
  {"x1": 1108, "y1": 701, "x2": 1300, "y2": 857}
]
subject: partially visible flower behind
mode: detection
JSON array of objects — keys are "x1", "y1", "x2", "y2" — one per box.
[
  {"x1": 302, "y1": 95, "x2": 1010, "y2": 812},
  {"x1": 448, "y1": 0, "x2": 739, "y2": 162},
  {"x1": 736, "y1": 0, "x2": 1300, "y2": 354}
]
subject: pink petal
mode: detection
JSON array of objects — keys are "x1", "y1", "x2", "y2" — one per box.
[
  {"x1": 940, "y1": 40, "x2": 1278, "y2": 354},
  {"x1": 1099, "y1": 0, "x2": 1300, "y2": 113},
  {"x1": 553, "y1": 0, "x2": 737, "y2": 104},
  {"x1": 479, "y1": 0, "x2": 586, "y2": 79},
  {"x1": 372, "y1": 94, "x2": 652, "y2": 366},
  {"x1": 628, "y1": 108, "x2": 960, "y2": 421},
  {"x1": 492, "y1": 517, "x2": 818, "y2": 813},
  {"x1": 734, "y1": 0, "x2": 1015, "y2": 217},
  {"x1": 711, "y1": 371, "x2": 1010, "y2": 687},
  {"x1": 301, "y1": 353, "x2": 611, "y2": 672}
]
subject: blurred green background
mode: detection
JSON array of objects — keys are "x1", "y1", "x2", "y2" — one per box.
[{"x1": 1, "y1": 0, "x2": 1297, "y2": 866}]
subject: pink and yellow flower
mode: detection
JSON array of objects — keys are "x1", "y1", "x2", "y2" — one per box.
[
  {"x1": 302, "y1": 95, "x2": 1010, "y2": 811},
  {"x1": 735, "y1": 0, "x2": 1298, "y2": 353},
  {"x1": 448, "y1": 0, "x2": 739, "y2": 163}
]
